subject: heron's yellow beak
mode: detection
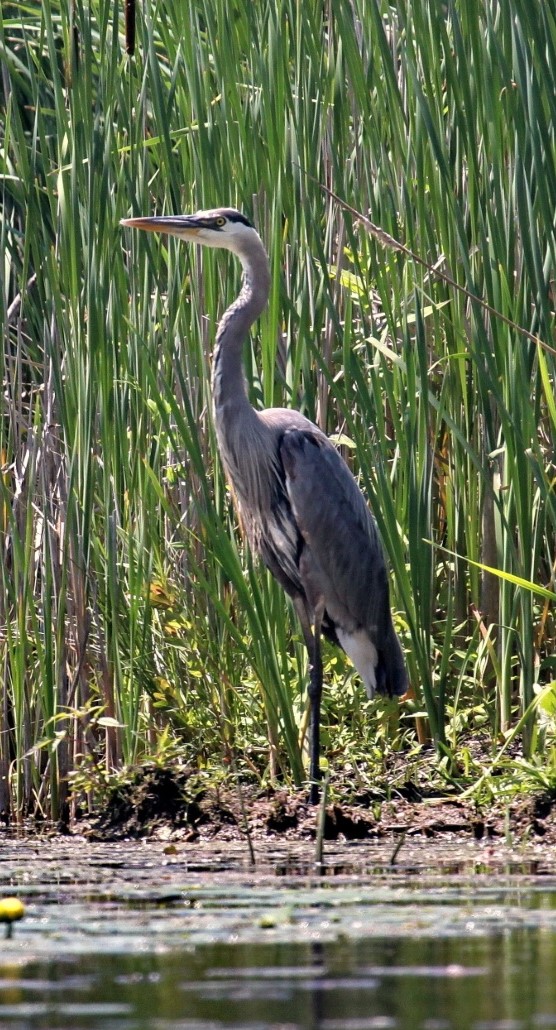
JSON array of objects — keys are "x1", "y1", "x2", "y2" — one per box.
[{"x1": 120, "y1": 215, "x2": 201, "y2": 238}]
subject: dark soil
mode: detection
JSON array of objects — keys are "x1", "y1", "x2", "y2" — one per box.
[{"x1": 81, "y1": 762, "x2": 556, "y2": 847}]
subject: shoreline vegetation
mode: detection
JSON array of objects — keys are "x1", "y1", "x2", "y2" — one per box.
[{"x1": 1, "y1": 0, "x2": 556, "y2": 829}]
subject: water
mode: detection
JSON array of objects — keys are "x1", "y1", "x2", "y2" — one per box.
[{"x1": 1, "y1": 837, "x2": 556, "y2": 1029}]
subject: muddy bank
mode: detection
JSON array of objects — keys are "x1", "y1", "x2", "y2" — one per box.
[{"x1": 77, "y1": 763, "x2": 556, "y2": 849}]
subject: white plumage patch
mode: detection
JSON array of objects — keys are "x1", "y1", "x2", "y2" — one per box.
[{"x1": 336, "y1": 627, "x2": 378, "y2": 699}]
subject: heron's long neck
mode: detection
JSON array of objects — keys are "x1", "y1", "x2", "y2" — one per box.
[{"x1": 211, "y1": 242, "x2": 270, "y2": 426}]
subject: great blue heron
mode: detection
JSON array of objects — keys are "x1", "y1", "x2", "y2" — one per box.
[{"x1": 121, "y1": 207, "x2": 407, "y2": 803}]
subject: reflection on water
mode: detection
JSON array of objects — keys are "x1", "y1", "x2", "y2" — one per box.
[
  {"x1": 0, "y1": 838, "x2": 556, "y2": 1028},
  {"x1": 1, "y1": 933, "x2": 556, "y2": 1029}
]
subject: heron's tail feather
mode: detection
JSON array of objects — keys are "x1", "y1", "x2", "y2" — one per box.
[
  {"x1": 375, "y1": 628, "x2": 407, "y2": 698},
  {"x1": 330, "y1": 622, "x2": 407, "y2": 700}
]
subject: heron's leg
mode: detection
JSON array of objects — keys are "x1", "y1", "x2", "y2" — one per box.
[
  {"x1": 308, "y1": 619, "x2": 323, "y2": 805},
  {"x1": 295, "y1": 599, "x2": 324, "y2": 805}
]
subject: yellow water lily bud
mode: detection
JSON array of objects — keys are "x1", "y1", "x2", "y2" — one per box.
[
  {"x1": 0, "y1": 898, "x2": 25, "y2": 923},
  {"x1": 0, "y1": 897, "x2": 25, "y2": 938}
]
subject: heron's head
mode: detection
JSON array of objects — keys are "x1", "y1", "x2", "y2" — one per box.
[{"x1": 120, "y1": 207, "x2": 260, "y2": 255}]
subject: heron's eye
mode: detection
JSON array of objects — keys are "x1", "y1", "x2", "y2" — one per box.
[{"x1": 215, "y1": 216, "x2": 226, "y2": 227}]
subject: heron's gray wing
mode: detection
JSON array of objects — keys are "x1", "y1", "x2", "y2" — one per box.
[{"x1": 279, "y1": 428, "x2": 390, "y2": 639}]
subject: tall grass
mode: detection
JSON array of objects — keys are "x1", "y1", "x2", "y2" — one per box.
[{"x1": 1, "y1": 0, "x2": 555, "y2": 819}]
